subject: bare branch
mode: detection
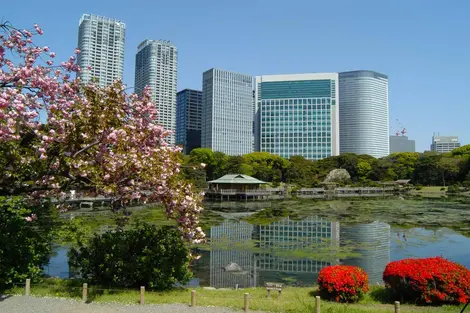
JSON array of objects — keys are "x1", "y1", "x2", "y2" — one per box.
[{"x1": 72, "y1": 140, "x2": 100, "y2": 158}]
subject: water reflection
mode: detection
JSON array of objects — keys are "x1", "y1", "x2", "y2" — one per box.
[
  {"x1": 196, "y1": 217, "x2": 390, "y2": 288},
  {"x1": 340, "y1": 222, "x2": 391, "y2": 284},
  {"x1": 210, "y1": 221, "x2": 254, "y2": 288},
  {"x1": 46, "y1": 214, "x2": 470, "y2": 288},
  {"x1": 254, "y1": 217, "x2": 340, "y2": 286}
]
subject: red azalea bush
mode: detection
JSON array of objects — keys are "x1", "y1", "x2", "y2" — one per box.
[
  {"x1": 318, "y1": 265, "x2": 369, "y2": 303},
  {"x1": 383, "y1": 257, "x2": 470, "y2": 305}
]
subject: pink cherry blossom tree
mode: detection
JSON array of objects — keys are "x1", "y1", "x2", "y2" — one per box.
[{"x1": 0, "y1": 22, "x2": 204, "y2": 242}]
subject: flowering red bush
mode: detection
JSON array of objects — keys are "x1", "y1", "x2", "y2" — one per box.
[
  {"x1": 318, "y1": 265, "x2": 369, "y2": 303},
  {"x1": 383, "y1": 257, "x2": 470, "y2": 305}
]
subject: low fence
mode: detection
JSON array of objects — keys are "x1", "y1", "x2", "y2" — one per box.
[{"x1": 16, "y1": 279, "x2": 406, "y2": 313}]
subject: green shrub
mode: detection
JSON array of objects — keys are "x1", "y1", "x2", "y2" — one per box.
[
  {"x1": 69, "y1": 224, "x2": 192, "y2": 290},
  {"x1": 440, "y1": 187, "x2": 446, "y2": 191},
  {"x1": 0, "y1": 196, "x2": 54, "y2": 290},
  {"x1": 446, "y1": 185, "x2": 461, "y2": 194}
]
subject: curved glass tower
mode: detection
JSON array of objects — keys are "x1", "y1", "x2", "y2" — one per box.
[{"x1": 339, "y1": 71, "x2": 389, "y2": 158}]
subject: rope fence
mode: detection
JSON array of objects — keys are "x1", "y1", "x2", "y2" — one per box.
[{"x1": 14, "y1": 279, "x2": 409, "y2": 313}]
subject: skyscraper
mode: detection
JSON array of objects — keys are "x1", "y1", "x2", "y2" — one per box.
[
  {"x1": 430, "y1": 135, "x2": 460, "y2": 153},
  {"x1": 176, "y1": 89, "x2": 203, "y2": 154},
  {"x1": 201, "y1": 69, "x2": 254, "y2": 155},
  {"x1": 339, "y1": 71, "x2": 389, "y2": 158},
  {"x1": 77, "y1": 14, "x2": 125, "y2": 87},
  {"x1": 255, "y1": 73, "x2": 340, "y2": 160},
  {"x1": 135, "y1": 40, "x2": 178, "y2": 144}
]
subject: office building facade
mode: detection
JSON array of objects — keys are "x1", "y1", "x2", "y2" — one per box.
[
  {"x1": 430, "y1": 135, "x2": 460, "y2": 153},
  {"x1": 135, "y1": 40, "x2": 177, "y2": 144},
  {"x1": 390, "y1": 135, "x2": 416, "y2": 154},
  {"x1": 339, "y1": 71, "x2": 389, "y2": 158},
  {"x1": 77, "y1": 14, "x2": 125, "y2": 87},
  {"x1": 176, "y1": 89, "x2": 203, "y2": 154},
  {"x1": 255, "y1": 73, "x2": 340, "y2": 160},
  {"x1": 201, "y1": 69, "x2": 254, "y2": 155}
]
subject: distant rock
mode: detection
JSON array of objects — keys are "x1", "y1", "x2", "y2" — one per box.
[{"x1": 323, "y1": 169, "x2": 351, "y2": 184}]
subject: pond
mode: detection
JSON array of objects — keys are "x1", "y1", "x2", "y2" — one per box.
[{"x1": 46, "y1": 198, "x2": 470, "y2": 288}]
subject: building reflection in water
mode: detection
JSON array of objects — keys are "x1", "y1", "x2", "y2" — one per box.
[
  {"x1": 254, "y1": 216, "x2": 340, "y2": 286},
  {"x1": 209, "y1": 220, "x2": 255, "y2": 288},
  {"x1": 206, "y1": 217, "x2": 391, "y2": 288},
  {"x1": 340, "y1": 221, "x2": 391, "y2": 284}
]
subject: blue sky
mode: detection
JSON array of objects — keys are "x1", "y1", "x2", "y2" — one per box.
[{"x1": 3, "y1": 0, "x2": 469, "y2": 152}]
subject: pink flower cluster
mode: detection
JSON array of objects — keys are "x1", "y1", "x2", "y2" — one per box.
[{"x1": 0, "y1": 23, "x2": 204, "y2": 242}]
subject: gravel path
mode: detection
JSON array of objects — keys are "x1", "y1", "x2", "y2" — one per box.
[{"x1": 0, "y1": 296, "x2": 246, "y2": 313}]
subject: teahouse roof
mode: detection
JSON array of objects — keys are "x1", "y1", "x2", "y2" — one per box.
[
  {"x1": 395, "y1": 179, "x2": 411, "y2": 184},
  {"x1": 208, "y1": 174, "x2": 267, "y2": 184}
]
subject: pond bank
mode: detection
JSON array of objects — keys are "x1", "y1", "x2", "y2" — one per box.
[
  {"x1": 4, "y1": 284, "x2": 462, "y2": 313},
  {"x1": 205, "y1": 186, "x2": 403, "y2": 201}
]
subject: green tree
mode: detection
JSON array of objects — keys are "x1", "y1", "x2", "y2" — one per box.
[
  {"x1": 212, "y1": 151, "x2": 229, "y2": 179},
  {"x1": 225, "y1": 156, "x2": 244, "y2": 174},
  {"x1": 243, "y1": 152, "x2": 289, "y2": 183},
  {"x1": 451, "y1": 144, "x2": 470, "y2": 157},
  {"x1": 370, "y1": 158, "x2": 396, "y2": 181},
  {"x1": 0, "y1": 197, "x2": 55, "y2": 289},
  {"x1": 356, "y1": 161, "x2": 373, "y2": 181},
  {"x1": 188, "y1": 148, "x2": 217, "y2": 179},
  {"x1": 389, "y1": 152, "x2": 420, "y2": 179},
  {"x1": 286, "y1": 155, "x2": 316, "y2": 187},
  {"x1": 437, "y1": 157, "x2": 461, "y2": 187},
  {"x1": 413, "y1": 153, "x2": 442, "y2": 185}
]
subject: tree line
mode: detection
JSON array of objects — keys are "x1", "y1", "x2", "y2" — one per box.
[{"x1": 182, "y1": 145, "x2": 470, "y2": 188}]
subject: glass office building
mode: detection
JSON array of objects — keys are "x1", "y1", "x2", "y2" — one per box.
[
  {"x1": 176, "y1": 89, "x2": 203, "y2": 154},
  {"x1": 135, "y1": 40, "x2": 177, "y2": 144},
  {"x1": 201, "y1": 69, "x2": 254, "y2": 155},
  {"x1": 339, "y1": 70, "x2": 389, "y2": 158},
  {"x1": 255, "y1": 73, "x2": 339, "y2": 160},
  {"x1": 77, "y1": 14, "x2": 126, "y2": 87}
]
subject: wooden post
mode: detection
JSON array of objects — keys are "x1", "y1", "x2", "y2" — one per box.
[
  {"x1": 82, "y1": 283, "x2": 88, "y2": 302},
  {"x1": 394, "y1": 301, "x2": 400, "y2": 313},
  {"x1": 25, "y1": 279, "x2": 30, "y2": 296},
  {"x1": 315, "y1": 296, "x2": 320, "y2": 313},
  {"x1": 140, "y1": 286, "x2": 145, "y2": 305},
  {"x1": 244, "y1": 293, "x2": 249, "y2": 312},
  {"x1": 191, "y1": 290, "x2": 196, "y2": 307}
]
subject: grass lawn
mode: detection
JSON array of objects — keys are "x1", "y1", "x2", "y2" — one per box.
[
  {"x1": 6, "y1": 280, "x2": 464, "y2": 313},
  {"x1": 418, "y1": 186, "x2": 447, "y2": 193}
]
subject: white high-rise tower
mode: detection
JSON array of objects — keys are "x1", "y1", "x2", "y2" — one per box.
[
  {"x1": 135, "y1": 40, "x2": 178, "y2": 145},
  {"x1": 339, "y1": 70, "x2": 389, "y2": 158},
  {"x1": 201, "y1": 68, "x2": 254, "y2": 155},
  {"x1": 77, "y1": 14, "x2": 125, "y2": 87}
]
